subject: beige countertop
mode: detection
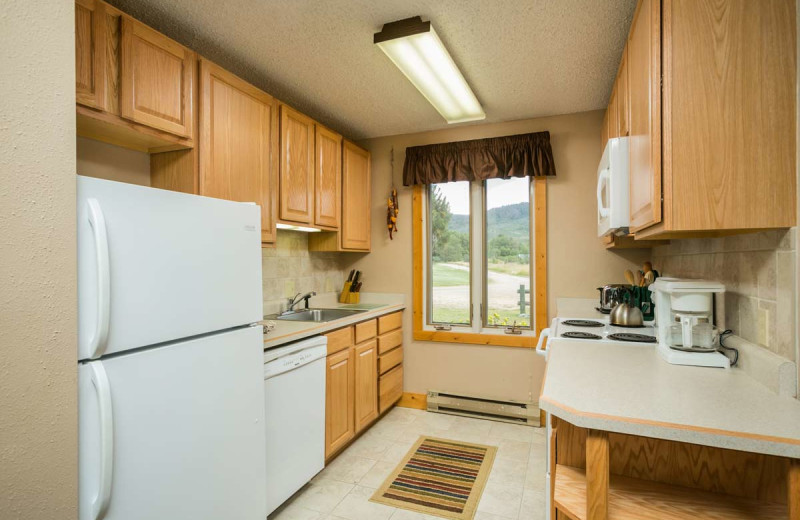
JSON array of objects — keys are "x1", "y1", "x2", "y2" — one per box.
[
  {"x1": 540, "y1": 339, "x2": 800, "y2": 458},
  {"x1": 262, "y1": 292, "x2": 405, "y2": 350}
]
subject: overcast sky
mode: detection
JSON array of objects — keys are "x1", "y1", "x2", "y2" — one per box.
[{"x1": 434, "y1": 177, "x2": 529, "y2": 215}]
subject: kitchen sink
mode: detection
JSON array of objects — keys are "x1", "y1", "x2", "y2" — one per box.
[{"x1": 275, "y1": 308, "x2": 367, "y2": 322}]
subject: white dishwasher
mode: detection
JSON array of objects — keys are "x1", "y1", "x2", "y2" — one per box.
[{"x1": 263, "y1": 335, "x2": 327, "y2": 517}]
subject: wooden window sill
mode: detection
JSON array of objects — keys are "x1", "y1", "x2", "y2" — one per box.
[{"x1": 413, "y1": 328, "x2": 538, "y2": 348}]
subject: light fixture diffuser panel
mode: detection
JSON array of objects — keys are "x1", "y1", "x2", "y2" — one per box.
[{"x1": 376, "y1": 23, "x2": 485, "y2": 124}]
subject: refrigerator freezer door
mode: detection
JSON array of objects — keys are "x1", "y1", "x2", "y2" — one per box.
[
  {"x1": 77, "y1": 176, "x2": 262, "y2": 360},
  {"x1": 79, "y1": 326, "x2": 266, "y2": 520}
]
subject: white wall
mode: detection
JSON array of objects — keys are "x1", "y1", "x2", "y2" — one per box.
[{"x1": 0, "y1": 0, "x2": 78, "y2": 517}]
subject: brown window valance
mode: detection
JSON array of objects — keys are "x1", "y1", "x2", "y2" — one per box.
[{"x1": 402, "y1": 131, "x2": 556, "y2": 186}]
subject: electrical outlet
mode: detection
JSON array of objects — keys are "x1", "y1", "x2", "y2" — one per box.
[{"x1": 284, "y1": 280, "x2": 295, "y2": 298}]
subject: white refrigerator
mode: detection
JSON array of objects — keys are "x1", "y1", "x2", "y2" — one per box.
[{"x1": 77, "y1": 176, "x2": 267, "y2": 520}]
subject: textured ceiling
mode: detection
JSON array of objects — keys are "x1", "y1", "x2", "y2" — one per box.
[{"x1": 107, "y1": 0, "x2": 637, "y2": 139}]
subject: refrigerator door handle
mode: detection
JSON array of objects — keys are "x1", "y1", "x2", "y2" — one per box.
[
  {"x1": 89, "y1": 360, "x2": 114, "y2": 520},
  {"x1": 87, "y1": 198, "x2": 110, "y2": 359}
]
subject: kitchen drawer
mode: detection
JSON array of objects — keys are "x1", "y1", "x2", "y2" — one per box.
[
  {"x1": 354, "y1": 319, "x2": 377, "y2": 344},
  {"x1": 379, "y1": 365, "x2": 403, "y2": 414},
  {"x1": 325, "y1": 327, "x2": 352, "y2": 355},
  {"x1": 377, "y1": 328, "x2": 402, "y2": 355},
  {"x1": 378, "y1": 311, "x2": 402, "y2": 335},
  {"x1": 378, "y1": 346, "x2": 403, "y2": 375}
]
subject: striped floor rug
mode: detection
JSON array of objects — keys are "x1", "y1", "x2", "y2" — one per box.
[{"x1": 370, "y1": 436, "x2": 496, "y2": 520}]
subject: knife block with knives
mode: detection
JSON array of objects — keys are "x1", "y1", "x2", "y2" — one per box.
[{"x1": 340, "y1": 270, "x2": 362, "y2": 304}]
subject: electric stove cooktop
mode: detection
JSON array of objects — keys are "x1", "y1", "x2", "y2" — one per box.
[{"x1": 552, "y1": 317, "x2": 656, "y2": 345}]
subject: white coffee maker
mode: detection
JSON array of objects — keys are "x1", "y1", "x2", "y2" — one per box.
[{"x1": 649, "y1": 278, "x2": 730, "y2": 368}]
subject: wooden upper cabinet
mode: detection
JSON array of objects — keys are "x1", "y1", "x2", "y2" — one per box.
[
  {"x1": 120, "y1": 17, "x2": 194, "y2": 139},
  {"x1": 353, "y1": 340, "x2": 378, "y2": 433},
  {"x1": 607, "y1": 86, "x2": 619, "y2": 140},
  {"x1": 341, "y1": 141, "x2": 371, "y2": 251},
  {"x1": 198, "y1": 60, "x2": 277, "y2": 244},
  {"x1": 627, "y1": 0, "x2": 661, "y2": 232},
  {"x1": 315, "y1": 125, "x2": 342, "y2": 229},
  {"x1": 657, "y1": 0, "x2": 796, "y2": 234},
  {"x1": 325, "y1": 347, "x2": 354, "y2": 459},
  {"x1": 75, "y1": 0, "x2": 107, "y2": 110},
  {"x1": 279, "y1": 105, "x2": 315, "y2": 224},
  {"x1": 616, "y1": 49, "x2": 629, "y2": 137}
]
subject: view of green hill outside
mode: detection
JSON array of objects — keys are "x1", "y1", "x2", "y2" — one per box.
[{"x1": 429, "y1": 178, "x2": 532, "y2": 328}]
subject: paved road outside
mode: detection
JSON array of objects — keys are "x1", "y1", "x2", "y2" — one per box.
[{"x1": 432, "y1": 262, "x2": 530, "y2": 316}]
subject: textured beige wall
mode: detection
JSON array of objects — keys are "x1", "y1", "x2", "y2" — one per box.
[
  {"x1": 0, "y1": 0, "x2": 78, "y2": 518},
  {"x1": 77, "y1": 137, "x2": 151, "y2": 186},
  {"x1": 651, "y1": 231, "x2": 796, "y2": 361},
  {"x1": 355, "y1": 110, "x2": 648, "y2": 402},
  {"x1": 262, "y1": 231, "x2": 351, "y2": 315}
]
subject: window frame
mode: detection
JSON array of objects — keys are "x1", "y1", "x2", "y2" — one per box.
[{"x1": 412, "y1": 178, "x2": 548, "y2": 348}]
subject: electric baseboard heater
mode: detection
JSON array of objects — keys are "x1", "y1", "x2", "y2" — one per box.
[{"x1": 427, "y1": 390, "x2": 540, "y2": 426}]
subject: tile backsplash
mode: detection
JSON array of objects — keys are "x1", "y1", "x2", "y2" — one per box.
[
  {"x1": 651, "y1": 229, "x2": 797, "y2": 361},
  {"x1": 261, "y1": 231, "x2": 351, "y2": 316}
]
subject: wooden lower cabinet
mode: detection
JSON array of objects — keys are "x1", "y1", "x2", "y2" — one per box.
[
  {"x1": 325, "y1": 347, "x2": 354, "y2": 459},
  {"x1": 378, "y1": 365, "x2": 403, "y2": 415},
  {"x1": 354, "y1": 340, "x2": 378, "y2": 433},
  {"x1": 378, "y1": 346, "x2": 402, "y2": 375},
  {"x1": 324, "y1": 311, "x2": 404, "y2": 460},
  {"x1": 551, "y1": 417, "x2": 797, "y2": 520}
]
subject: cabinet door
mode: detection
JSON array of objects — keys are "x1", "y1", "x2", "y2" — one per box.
[
  {"x1": 315, "y1": 125, "x2": 342, "y2": 228},
  {"x1": 325, "y1": 348, "x2": 354, "y2": 459},
  {"x1": 199, "y1": 60, "x2": 276, "y2": 244},
  {"x1": 279, "y1": 105, "x2": 315, "y2": 224},
  {"x1": 75, "y1": 0, "x2": 107, "y2": 110},
  {"x1": 616, "y1": 48, "x2": 629, "y2": 137},
  {"x1": 341, "y1": 141, "x2": 371, "y2": 251},
  {"x1": 120, "y1": 17, "x2": 194, "y2": 138},
  {"x1": 663, "y1": 0, "x2": 795, "y2": 232},
  {"x1": 379, "y1": 365, "x2": 403, "y2": 414},
  {"x1": 601, "y1": 109, "x2": 609, "y2": 148},
  {"x1": 607, "y1": 86, "x2": 619, "y2": 139},
  {"x1": 627, "y1": 0, "x2": 661, "y2": 231},
  {"x1": 354, "y1": 340, "x2": 378, "y2": 433}
]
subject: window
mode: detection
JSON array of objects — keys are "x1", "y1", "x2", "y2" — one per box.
[
  {"x1": 484, "y1": 177, "x2": 531, "y2": 328},
  {"x1": 428, "y1": 182, "x2": 472, "y2": 325},
  {"x1": 415, "y1": 177, "x2": 546, "y2": 346}
]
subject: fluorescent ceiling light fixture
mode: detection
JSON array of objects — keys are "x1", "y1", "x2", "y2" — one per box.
[
  {"x1": 276, "y1": 223, "x2": 321, "y2": 233},
  {"x1": 375, "y1": 17, "x2": 485, "y2": 124}
]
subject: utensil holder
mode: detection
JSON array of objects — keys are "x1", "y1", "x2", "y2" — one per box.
[
  {"x1": 346, "y1": 292, "x2": 360, "y2": 304},
  {"x1": 339, "y1": 281, "x2": 352, "y2": 303},
  {"x1": 624, "y1": 286, "x2": 654, "y2": 320}
]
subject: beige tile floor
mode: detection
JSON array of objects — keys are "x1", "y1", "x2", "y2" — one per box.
[{"x1": 268, "y1": 407, "x2": 547, "y2": 520}]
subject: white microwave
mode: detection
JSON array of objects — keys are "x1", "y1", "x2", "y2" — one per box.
[{"x1": 597, "y1": 136, "x2": 630, "y2": 237}]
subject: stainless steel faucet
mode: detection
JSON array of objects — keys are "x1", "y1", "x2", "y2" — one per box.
[{"x1": 285, "y1": 291, "x2": 317, "y2": 313}]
